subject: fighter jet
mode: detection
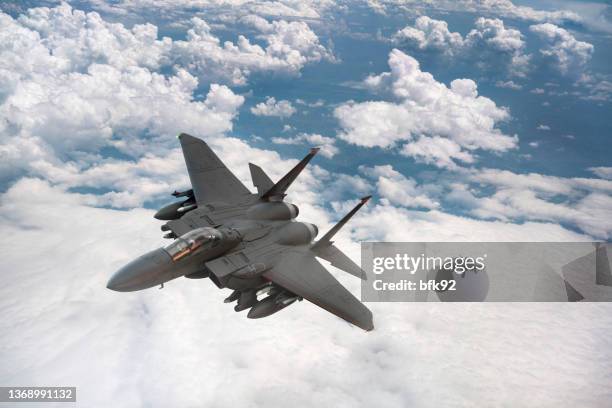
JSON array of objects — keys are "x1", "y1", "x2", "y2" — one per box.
[{"x1": 107, "y1": 133, "x2": 374, "y2": 331}]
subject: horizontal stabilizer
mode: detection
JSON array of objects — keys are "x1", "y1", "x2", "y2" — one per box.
[
  {"x1": 313, "y1": 244, "x2": 366, "y2": 280},
  {"x1": 249, "y1": 163, "x2": 275, "y2": 196},
  {"x1": 312, "y1": 195, "x2": 372, "y2": 250},
  {"x1": 261, "y1": 148, "x2": 319, "y2": 200}
]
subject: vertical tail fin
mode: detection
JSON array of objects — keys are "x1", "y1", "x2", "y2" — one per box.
[
  {"x1": 312, "y1": 195, "x2": 371, "y2": 249},
  {"x1": 310, "y1": 195, "x2": 372, "y2": 280},
  {"x1": 261, "y1": 148, "x2": 319, "y2": 201},
  {"x1": 249, "y1": 163, "x2": 274, "y2": 196}
]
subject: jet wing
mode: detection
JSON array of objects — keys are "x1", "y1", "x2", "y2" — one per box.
[
  {"x1": 264, "y1": 250, "x2": 374, "y2": 331},
  {"x1": 178, "y1": 133, "x2": 252, "y2": 205}
]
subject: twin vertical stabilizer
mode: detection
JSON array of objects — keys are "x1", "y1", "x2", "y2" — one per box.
[{"x1": 249, "y1": 148, "x2": 320, "y2": 201}]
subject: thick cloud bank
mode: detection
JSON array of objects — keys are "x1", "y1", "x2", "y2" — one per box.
[{"x1": 1, "y1": 180, "x2": 610, "y2": 407}]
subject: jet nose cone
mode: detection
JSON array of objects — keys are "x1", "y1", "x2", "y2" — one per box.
[{"x1": 107, "y1": 249, "x2": 171, "y2": 292}]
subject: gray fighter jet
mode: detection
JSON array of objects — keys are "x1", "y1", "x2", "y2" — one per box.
[{"x1": 107, "y1": 134, "x2": 374, "y2": 331}]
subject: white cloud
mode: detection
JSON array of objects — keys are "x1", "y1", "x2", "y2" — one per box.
[
  {"x1": 0, "y1": 2, "x2": 337, "y2": 211},
  {"x1": 251, "y1": 96, "x2": 296, "y2": 118},
  {"x1": 352, "y1": 200, "x2": 590, "y2": 242},
  {"x1": 0, "y1": 3, "x2": 272, "y2": 208},
  {"x1": 400, "y1": 136, "x2": 475, "y2": 170},
  {"x1": 495, "y1": 80, "x2": 522, "y2": 90},
  {"x1": 0, "y1": 59, "x2": 244, "y2": 182},
  {"x1": 359, "y1": 165, "x2": 440, "y2": 209},
  {"x1": 574, "y1": 73, "x2": 612, "y2": 103},
  {"x1": 531, "y1": 87, "x2": 545, "y2": 94},
  {"x1": 537, "y1": 124, "x2": 551, "y2": 130},
  {"x1": 471, "y1": 188, "x2": 612, "y2": 239},
  {"x1": 3, "y1": 179, "x2": 611, "y2": 408},
  {"x1": 92, "y1": 0, "x2": 337, "y2": 19},
  {"x1": 528, "y1": 141, "x2": 539, "y2": 148},
  {"x1": 393, "y1": 16, "x2": 530, "y2": 77},
  {"x1": 369, "y1": 0, "x2": 581, "y2": 25},
  {"x1": 272, "y1": 133, "x2": 338, "y2": 158},
  {"x1": 14, "y1": 3, "x2": 172, "y2": 73},
  {"x1": 589, "y1": 166, "x2": 612, "y2": 180},
  {"x1": 530, "y1": 23, "x2": 594, "y2": 75},
  {"x1": 6, "y1": 3, "x2": 334, "y2": 89},
  {"x1": 465, "y1": 17, "x2": 530, "y2": 77},
  {"x1": 465, "y1": 168, "x2": 612, "y2": 239},
  {"x1": 392, "y1": 16, "x2": 464, "y2": 54},
  {"x1": 172, "y1": 17, "x2": 334, "y2": 86},
  {"x1": 335, "y1": 49, "x2": 517, "y2": 169},
  {"x1": 295, "y1": 98, "x2": 325, "y2": 107}
]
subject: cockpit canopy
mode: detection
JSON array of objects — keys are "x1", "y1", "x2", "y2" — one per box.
[{"x1": 163, "y1": 227, "x2": 222, "y2": 261}]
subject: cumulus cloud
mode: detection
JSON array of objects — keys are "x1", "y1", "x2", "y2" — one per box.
[
  {"x1": 0, "y1": 2, "x2": 338, "y2": 211},
  {"x1": 172, "y1": 16, "x2": 334, "y2": 86},
  {"x1": 272, "y1": 133, "x2": 338, "y2": 158},
  {"x1": 93, "y1": 0, "x2": 336, "y2": 19},
  {"x1": 400, "y1": 136, "x2": 476, "y2": 170},
  {"x1": 295, "y1": 98, "x2": 325, "y2": 107},
  {"x1": 335, "y1": 49, "x2": 517, "y2": 169},
  {"x1": 393, "y1": 16, "x2": 530, "y2": 77},
  {"x1": 359, "y1": 165, "x2": 439, "y2": 209},
  {"x1": 581, "y1": 78, "x2": 612, "y2": 102},
  {"x1": 369, "y1": 0, "x2": 581, "y2": 25},
  {"x1": 342, "y1": 163, "x2": 612, "y2": 239},
  {"x1": 495, "y1": 80, "x2": 522, "y2": 90},
  {"x1": 3, "y1": 3, "x2": 334, "y2": 89},
  {"x1": 393, "y1": 16, "x2": 464, "y2": 54},
  {"x1": 0, "y1": 56, "x2": 244, "y2": 185},
  {"x1": 465, "y1": 168, "x2": 612, "y2": 239},
  {"x1": 0, "y1": 3, "x2": 323, "y2": 210},
  {"x1": 530, "y1": 23, "x2": 594, "y2": 75},
  {"x1": 251, "y1": 96, "x2": 296, "y2": 118}
]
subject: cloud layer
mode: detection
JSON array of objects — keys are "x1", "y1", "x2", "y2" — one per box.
[{"x1": 2, "y1": 179, "x2": 610, "y2": 408}]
